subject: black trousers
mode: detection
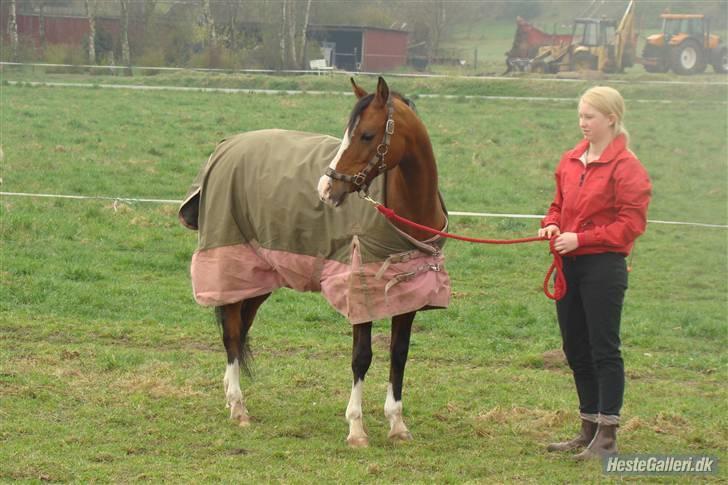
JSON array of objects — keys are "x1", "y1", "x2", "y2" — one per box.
[{"x1": 556, "y1": 252, "x2": 628, "y2": 417}]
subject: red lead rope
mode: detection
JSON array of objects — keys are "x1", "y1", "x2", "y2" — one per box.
[{"x1": 374, "y1": 204, "x2": 567, "y2": 301}]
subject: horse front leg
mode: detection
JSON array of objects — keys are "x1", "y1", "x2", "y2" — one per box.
[
  {"x1": 385, "y1": 311, "x2": 415, "y2": 442},
  {"x1": 346, "y1": 322, "x2": 372, "y2": 448}
]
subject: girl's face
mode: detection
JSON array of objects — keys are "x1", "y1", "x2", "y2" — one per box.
[{"x1": 578, "y1": 101, "x2": 616, "y2": 144}]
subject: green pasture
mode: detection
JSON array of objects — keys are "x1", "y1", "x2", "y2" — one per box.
[{"x1": 0, "y1": 75, "x2": 726, "y2": 482}]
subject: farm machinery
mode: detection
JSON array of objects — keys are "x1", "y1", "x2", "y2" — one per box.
[
  {"x1": 506, "y1": 0, "x2": 636, "y2": 74},
  {"x1": 504, "y1": 16, "x2": 573, "y2": 73},
  {"x1": 541, "y1": 8, "x2": 636, "y2": 74},
  {"x1": 641, "y1": 12, "x2": 728, "y2": 74}
]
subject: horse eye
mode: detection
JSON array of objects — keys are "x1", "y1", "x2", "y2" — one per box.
[{"x1": 360, "y1": 132, "x2": 375, "y2": 142}]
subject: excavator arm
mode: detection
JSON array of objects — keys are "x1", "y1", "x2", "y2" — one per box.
[{"x1": 614, "y1": 0, "x2": 636, "y2": 69}]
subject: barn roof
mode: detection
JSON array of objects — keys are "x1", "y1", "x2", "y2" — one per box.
[{"x1": 309, "y1": 24, "x2": 410, "y2": 34}]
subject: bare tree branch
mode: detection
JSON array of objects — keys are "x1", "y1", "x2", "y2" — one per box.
[
  {"x1": 299, "y1": 0, "x2": 312, "y2": 69},
  {"x1": 85, "y1": 0, "x2": 97, "y2": 64},
  {"x1": 120, "y1": 0, "x2": 131, "y2": 73},
  {"x1": 8, "y1": 0, "x2": 19, "y2": 61}
]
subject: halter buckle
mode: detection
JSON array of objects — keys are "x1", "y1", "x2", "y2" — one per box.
[
  {"x1": 386, "y1": 119, "x2": 395, "y2": 135},
  {"x1": 353, "y1": 172, "x2": 367, "y2": 187}
]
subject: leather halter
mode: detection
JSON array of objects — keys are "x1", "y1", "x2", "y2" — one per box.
[{"x1": 324, "y1": 96, "x2": 395, "y2": 195}]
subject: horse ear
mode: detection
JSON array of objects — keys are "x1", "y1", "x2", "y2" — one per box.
[
  {"x1": 350, "y1": 78, "x2": 367, "y2": 99},
  {"x1": 374, "y1": 76, "x2": 389, "y2": 106}
]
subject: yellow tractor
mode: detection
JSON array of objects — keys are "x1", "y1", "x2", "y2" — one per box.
[
  {"x1": 642, "y1": 13, "x2": 728, "y2": 74},
  {"x1": 530, "y1": 0, "x2": 637, "y2": 74}
]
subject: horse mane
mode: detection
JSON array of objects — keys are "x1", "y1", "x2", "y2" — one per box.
[{"x1": 346, "y1": 91, "x2": 418, "y2": 134}]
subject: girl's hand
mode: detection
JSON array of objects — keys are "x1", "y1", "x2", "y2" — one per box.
[
  {"x1": 553, "y1": 232, "x2": 579, "y2": 254},
  {"x1": 538, "y1": 224, "x2": 561, "y2": 240}
]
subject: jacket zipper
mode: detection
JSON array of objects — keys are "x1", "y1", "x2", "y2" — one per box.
[{"x1": 579, "y1": 165, "x2": 588, "y2": 187}]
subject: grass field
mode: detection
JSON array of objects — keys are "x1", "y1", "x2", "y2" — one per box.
[{"x1": 1, "y1": 73, "x2": 727, "y2": 482}]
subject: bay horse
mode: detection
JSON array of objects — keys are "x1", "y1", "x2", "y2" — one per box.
[{"x1": 180, "y1": 77, "x2": 448, "y2": 447}]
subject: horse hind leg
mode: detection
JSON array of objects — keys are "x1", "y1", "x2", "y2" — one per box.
[
  {"x1": 385, "y1": 312, "x2": 415, "y2": 442},
  {"x1": 219, "y1": 293, "x2": 270, "y2": 427},
  {"x1": 346, "y1": 322, "x2": 372, "y2": 448}
]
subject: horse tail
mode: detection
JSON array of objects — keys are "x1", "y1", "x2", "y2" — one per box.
[{"x1": 215, "y1": 306, "x2": 254, "y2": 378}]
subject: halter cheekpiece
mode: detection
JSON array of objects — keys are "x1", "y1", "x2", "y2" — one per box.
[{"x1": 325, "y1": 95, "x2": 395, "y2": 196}]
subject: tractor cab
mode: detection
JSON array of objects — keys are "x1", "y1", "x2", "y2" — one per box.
[
  {"x1": 647, "y1": 14, "x2": 719, "y2": 49},
  {"x1": 642, "y1": 13, "x2": 727, "y2": 74},
  {"x1": 572, "y1": 18, "x2": 617, "y2": 48}
]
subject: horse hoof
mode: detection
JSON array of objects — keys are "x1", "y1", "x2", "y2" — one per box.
[
  {"x1": 230, "y1": 402, "x2": 250, "y2": 427},
  {"x1": 347, "y1": 436, "x2": 369, "y2": 448},
  {"x1": 388, "y1": 430, "x2": 413, "y2": 442}
]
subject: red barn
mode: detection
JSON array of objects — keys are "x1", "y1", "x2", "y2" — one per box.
[
  {"x1": 308, "y1": 25, "x2": 409, "y2": 72},
  {"x1": 3, "y1": 13, "x2": 122, "y2": 48}
]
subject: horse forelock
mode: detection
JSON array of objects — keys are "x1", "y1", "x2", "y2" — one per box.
[{"x1": 346, "y1": 91, "x2": 417, "y2": 135}]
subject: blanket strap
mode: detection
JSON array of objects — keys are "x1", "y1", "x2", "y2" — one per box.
[
  {"x1": 374, "y1": 250, "x2": 421, "y2": 280},
  {"x1": 384, "y1": 263, "x2": 442, "y2": 300}
]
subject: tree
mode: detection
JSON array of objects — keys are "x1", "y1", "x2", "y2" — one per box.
[
  {"x1": 223, "y1": 0, "x2": 241, "y2": 50},
  {"x1": 202, "y1": 0, "x2": 217, "y2": 48},
  {"x1": 29, "y1": 0, "x2": 47, "y2": 52},
  {"x1": 85, "y1": 0, "x2": 96, "y2": 64},
  {"x1": 287, "y1": 0, "x2": 297, "y2": 66},
  {"x1": 143, "y1": 0, "x2": 157, "y2": 28},
  {"x1": 8, "y1": 0, "x2": 19, "y2": 61},
  {"x1": 120, "y1": 0, "x2": 131, "y2": 73},
  {"x1": 279, "y1": 0, "x2": 287, "y2": 66},
  {"x1": 298, "y1": 0, "x2": 312, "y2": 69},
  {"x1": 428, "y1": 1, "x2": 447, "y2": 62}
]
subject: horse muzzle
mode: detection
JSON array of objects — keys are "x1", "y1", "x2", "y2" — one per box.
[{"x1": 317, "y1": 175, "x2": 348, "y2": 208}]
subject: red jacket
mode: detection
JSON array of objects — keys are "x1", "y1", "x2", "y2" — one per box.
[{"x1": 542, "y1": 134, "x2": 652, "y2": 256}]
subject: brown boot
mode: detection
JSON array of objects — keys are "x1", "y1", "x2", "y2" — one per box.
[
  {"x1": 574, "y1": 424, "x2": 618, "y2": 460},
  {"x1": 546, "y1": 419, "x2": 598, "y2": 452}
]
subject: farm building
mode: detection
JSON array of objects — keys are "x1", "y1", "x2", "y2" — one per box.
[
  {"x1": 1, "y1": 1, "x2": 410, "y2": 73},
  {"x1": 0, "y1": 11, "x2": 124, "y2": 48},
  {"x1": 0, "y1": 1, "x2": 139, "y2": 53},
  {"x1": 307, "y1": 25, "x2": 410, "y2": 71}
]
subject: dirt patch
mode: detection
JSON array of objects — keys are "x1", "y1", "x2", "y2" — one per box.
[
  {"x1": 61, "y1": 349, "x2": 81, "y2": 360},
  {"x1": 541, "y1": 349, "x2": 567, "y2": 369},
  {"x1": 226, "y1": 448, "x2": 250, "y2": 455},
  {"x1": 433, "y1": 401, "x2": 461, "y2": 422},
  {"x1": 651, "y1": 411, "x2": 690, "y2": 434},
  {"x1": 474, "y1": 405, "x2": 570, "y2": 439},
  {"x1": 621, "y1": 416, "x2": 644, "y2": 432},
  {"x1": 116, "y1": 365, "x2": 203, "y2": 399},
  {"x1": 372, "y1": 333, "x2": 390, "y2": 349}
]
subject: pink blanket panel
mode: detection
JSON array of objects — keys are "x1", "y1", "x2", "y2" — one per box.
[{"x1": 190, "y1": 241, "x2": 450, "y2": 325}]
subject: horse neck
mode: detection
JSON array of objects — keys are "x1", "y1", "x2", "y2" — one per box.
[{"x1": 385, "y1": 122, "x2": 446, "y2": 242}]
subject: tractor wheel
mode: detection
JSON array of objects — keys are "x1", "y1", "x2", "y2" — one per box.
[
  {"x1": 573, "y1": 52, "x2": 597, "y2": 71},
  {"x1": 671, "y1": 39, "x2": 707, "y2": 75},
  {"x1": 712, "y1": 46, "x2": 728, "y2": 73},
  {"x1": 642, "y1": 44, "x2": 668, "y2": 73}
]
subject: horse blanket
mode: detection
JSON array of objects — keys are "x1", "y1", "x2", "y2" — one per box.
[{"x1": 179, "y1": 129, "x2": 451, "y2": 325}]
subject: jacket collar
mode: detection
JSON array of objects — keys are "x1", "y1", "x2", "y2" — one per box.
[{"x1": 568, "y1": 134, "x2": 627, "y2": 164}]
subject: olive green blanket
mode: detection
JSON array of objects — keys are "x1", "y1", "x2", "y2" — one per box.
[{"x1": 179, "y1": 129, "x2": 451, "y2": 324}]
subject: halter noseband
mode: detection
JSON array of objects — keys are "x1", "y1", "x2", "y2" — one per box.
[{"x1": 325, "y1": 96, "x2": 395, "y2": 195}]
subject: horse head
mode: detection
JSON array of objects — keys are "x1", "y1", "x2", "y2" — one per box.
[{"x1": 318, "y1": 77, "x2": 415, "y2": 207}]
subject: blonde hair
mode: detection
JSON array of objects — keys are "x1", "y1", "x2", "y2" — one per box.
[{"x1": 579, "y1": 86, "x2": 629, "y2": 146}]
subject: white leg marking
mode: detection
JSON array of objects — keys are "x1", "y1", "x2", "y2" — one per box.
[
  {"x1": 346, "y1": 379, "x2": 368, "y2": 447},
  {"x1": 384, "y1": 383, "x2": 412, "y2": 441},
  {"x1": 223, "y1": 359, "x2": 250, "y2": 426}
]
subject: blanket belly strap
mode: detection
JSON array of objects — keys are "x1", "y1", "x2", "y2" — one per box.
[{"x1": 384, "y1": 262, "x2": 443, "y2": 299}]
